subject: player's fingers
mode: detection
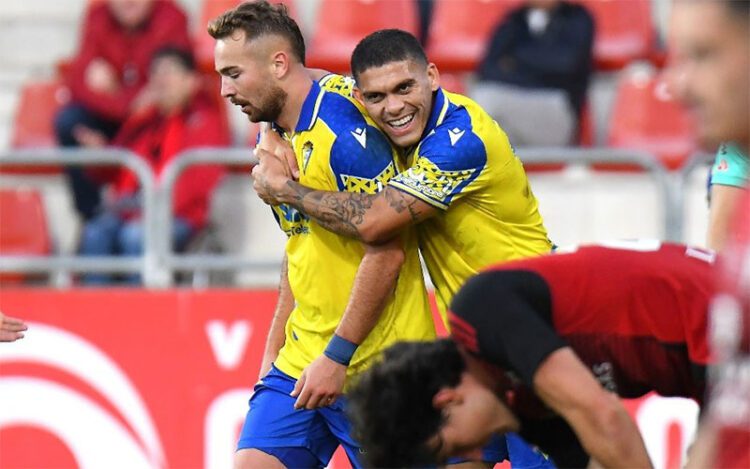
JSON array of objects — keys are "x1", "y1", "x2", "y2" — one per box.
[
  {"x1": 290, "y1": 373, "x2": 305, "y2": 398},
  {"x1": 1, "y1": 322, "x2": 27, "y2": 332},
  {"x1": 294, "y1": 386, "x2": 313, "y2": 410}
]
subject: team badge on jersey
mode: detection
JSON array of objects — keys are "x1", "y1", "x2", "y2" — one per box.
[{"x1": 302, "y1": 141, "x2": 314, "y2": 173}]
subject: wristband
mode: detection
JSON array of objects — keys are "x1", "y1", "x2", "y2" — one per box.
[{"x1": 324, "y1": 334, "x2": 358, "y2": 366}]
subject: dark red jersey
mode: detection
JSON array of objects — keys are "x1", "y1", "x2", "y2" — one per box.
[{"x1": 449, "y1": 241, "x2": 716, "y2": 408}]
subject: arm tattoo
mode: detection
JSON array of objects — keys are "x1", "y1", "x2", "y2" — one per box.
[
  {"x1": 285, "y1": 180, "x2": 372, "y2": 240},
  {"x1": 383, "y1": 187, "x2": 424, "y2": 224}
]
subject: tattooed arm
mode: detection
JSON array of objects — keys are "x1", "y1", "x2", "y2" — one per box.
[{"x1": 252, "y1": 148, "x2": 437, "y2": 243}]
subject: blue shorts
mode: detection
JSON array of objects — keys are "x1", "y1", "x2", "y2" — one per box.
[
  {"x1": 445, "y1": 432, "x2": 554, "y2": 468},
  {"x1": 237, "y1": 365, "x2": 364, "y2": 468}
]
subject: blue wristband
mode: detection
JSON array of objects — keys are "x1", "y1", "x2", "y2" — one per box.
[{"x1": 324, "y1": 334, "x2": 358, "y2": 366}]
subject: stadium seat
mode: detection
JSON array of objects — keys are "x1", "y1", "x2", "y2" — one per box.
[
  {"x1": 306, "y1": 0, "x2": 420, "y2": 73},
  {"x1": 195, "y1": 0, "x2": 299, "y2": 72},
  {"x1": 575, "y1": 0, "x2": 656, "y2": 70},
  {"x1": 438, "y1": 72, "x2": 467, "y2": 95},
  {"x1": 11, "y1": 79, "x2": 70, "y2": 149},
  {"x1": 0, "y1": 189, "x2": 52, "y2": 284},
  {"x1": 607, "y1": 66, "x2": 697, "y2": 170},
  {"x1": 426, "y1": 0, "x2": 523, "y2": 72}
]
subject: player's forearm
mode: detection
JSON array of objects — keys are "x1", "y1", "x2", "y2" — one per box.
[
  {"x1": 280, "y1": 183, "x2": 426, "y2": 244},
  {"x1": 263, "y1": 255, "x2": 294, "y2": 361},
  {"x1": 573, "y1": 397, "x2": 653, "y2": 469},
  {"x1": 334, "y1": 238, "x2": 406, "y2": 345}
]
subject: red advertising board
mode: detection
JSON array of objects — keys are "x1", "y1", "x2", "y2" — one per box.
[{"x1": 0, "y1": 289, "x2": 698, "y2": 469}]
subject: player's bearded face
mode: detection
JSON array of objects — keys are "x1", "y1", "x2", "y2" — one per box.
[
  {"x1": 667, "y1": 1, "x2": 750, "y2": 150},
  {"x1": 355, "y1": 60, "x2": 440, "y2": 148},
  {"x1": 235, "y1": 83, "x2": 286, "y2": 123}
]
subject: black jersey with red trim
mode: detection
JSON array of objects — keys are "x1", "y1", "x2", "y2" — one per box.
[{"x1": 448, "y1": 241, "x2": 716, "y2": 410}]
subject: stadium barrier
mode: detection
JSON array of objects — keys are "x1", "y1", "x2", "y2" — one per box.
[
  {"x1": 0, "y1": 149, "x2": 163, "y2": 285},
  {"x1": 0, "y1": 147, "x2": 713, "y2": 287}
]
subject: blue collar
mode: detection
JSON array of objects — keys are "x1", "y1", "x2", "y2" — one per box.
[
  {"x1": 294, "y1": 80, "x2": 325, "y2": 133},
  {"x1": 421, "y1": 87, "x2": 450, "y2": 140}
]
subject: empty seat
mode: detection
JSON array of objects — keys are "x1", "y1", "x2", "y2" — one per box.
[
  {"x1": 11, "y1": 80, "x2": 70, "y2": 149},
  {"x1": 607, "y1": 66, "x2": 697, "y2": 170},
  {"x1": 306, "y1": 0, "x2": 419, "y2": 73},
  {"x1": 426, "y1": 0, "x2": 523, "y2": 72},
  {"x1": 0, "y1": 189, "x2": 52, "y2": 284},
  {"x1": 576, "y1": 0, "x2": 656, "y2": 70}
]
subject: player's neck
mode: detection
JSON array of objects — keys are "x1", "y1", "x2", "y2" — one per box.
[{"x1": 275, "y1": 67, "x2": 314, "y2": 133}]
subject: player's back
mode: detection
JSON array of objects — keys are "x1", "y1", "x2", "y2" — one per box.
[
  {"x1": 272, "y1": 81, "x2": 435, "y2": 381},
  {"x1": 390, "y1": 89, "x2": 552, "y2": 317},
  {"x1": 497, "y1": 241, "x2": 716, "y2": 401}
]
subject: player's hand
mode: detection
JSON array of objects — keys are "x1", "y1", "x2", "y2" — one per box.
[
  {"x1": 0, "y1": 312, "x2": 27, "y2": 342},
  {"x1": 256, "y1": 125, "x2": 299, "y2": 180},
  {"x1": 252, "y1": 148, "x2": 294, "y2": 205},
  {"x1": 290, "y1": 354, "x2": 346, "y2": 410}
]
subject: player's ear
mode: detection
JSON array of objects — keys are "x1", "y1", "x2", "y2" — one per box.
[
  {"x1": 433, "y1": 388, "x2": 460, "y2": 410},
  {"x1": 270, "y1": 50, "x2": 290, "y2": 78},
  {"x1": 353, "y1": 86, "x2": 364, "y2": 105},
  {"x1": 427, "y1": 63, "x2": 440, "y2": 92}
]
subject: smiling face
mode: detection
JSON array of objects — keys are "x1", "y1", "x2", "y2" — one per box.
[
  {"x1": 354, "y1": 60, "x2": 440, "y2": 148},
  {"x1": 214, "y1": 30, "x2": 287, "y2": 123},
  {"x1": 668, "y1": 1, "x2": 750, "y2": 151}
]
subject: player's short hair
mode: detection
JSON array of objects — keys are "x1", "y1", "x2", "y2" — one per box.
[
  {"x1": 207, "y1": 0, "x2": 305, "y2": 64},
  {"x1": 725, "y1": 0, "x2": 750, "y2": 21},
  {"x1": 346, "y1": 339, "x2": 464, "y2": 467},
  {"x1": 350, "y1": 29, "x2": 428, "y2": 82},
  {"x1": 151, "y1": 45, "x2": 196, "y2": 72}
]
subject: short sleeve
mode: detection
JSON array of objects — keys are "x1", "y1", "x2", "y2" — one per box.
[
  {"x1": 329, "y1": 123, "x2": 397, "y2": 194},
  {"x1": 711, "y1": 143, "x2": 749, "y2": 188},
  {"x1": 389, "y1": 124, "x2": 486, "y2": 210}
]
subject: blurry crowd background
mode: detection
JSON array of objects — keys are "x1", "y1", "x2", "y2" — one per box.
[{"x1": 0, "y1": 0, "x2": 701, "y2": 286}]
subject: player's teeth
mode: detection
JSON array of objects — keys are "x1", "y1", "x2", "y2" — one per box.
[{"x1": 390, "y1": 115, "x2": 413, "y2": 127}]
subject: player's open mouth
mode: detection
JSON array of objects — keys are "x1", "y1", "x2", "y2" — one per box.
[{"x1": 387, "y1": 113, "x2": 415, "y2": 130}]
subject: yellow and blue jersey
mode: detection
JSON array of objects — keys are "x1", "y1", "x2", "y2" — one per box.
[
  {"x1": 271, "y1": 80, "x2": 435, "y2": 381},
  {"x1": 389, "y1": 88, "x2": 553, "y2": 318}
]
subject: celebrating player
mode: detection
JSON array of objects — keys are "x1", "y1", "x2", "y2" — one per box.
[{"x1": 210, "y1": 3, "x2": 436, "y2": 468}]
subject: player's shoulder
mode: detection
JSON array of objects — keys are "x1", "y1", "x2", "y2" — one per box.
[{"x1": 418, "y1": 93, "x2": 487, "y2": 170}]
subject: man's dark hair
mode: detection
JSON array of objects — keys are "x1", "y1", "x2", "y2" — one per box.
[
  {"x1": 207, "y1": 0, "x2": 305, "y2": 64},
  {"x1": 151, "y1": 45, "x2": 196, "y2": 71},
  {"x1": 723, "y1": 0, "x2": 750, "y2": 19},
  {"x1": 346, "y1": 339, "x2": 465, "y2": 467},
  {"x1": 350, "y1": 29, "x2": 428, "y2": 82}
]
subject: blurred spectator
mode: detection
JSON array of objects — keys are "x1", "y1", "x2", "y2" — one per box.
[
  {"x1": 77, "y1": 47, "x2": 229, "y2": 285},
  {"x1": 707, "y1": 143, "x2": 748, "y2": 251},
  {"x1": 470, "y1": 0, "x2": 594, "y2": 146},
  {"x1": 55, "y1": 0, "x2": 191, "y2": 221},
  {"x1": 416, "y1": 0, "x2": 435, "y2": 46}
]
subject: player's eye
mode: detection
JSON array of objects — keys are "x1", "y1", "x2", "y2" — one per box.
[
  {"x1": 365, "y1": 93, "x2": 383, "y2": 103},
  {"x1": 398, "y1": 83, "x2": 412, "y2": 93}
]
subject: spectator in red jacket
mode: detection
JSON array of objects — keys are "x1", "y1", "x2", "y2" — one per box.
[
  {"x1": 76, "y1": 46, "x2": 229, "y2": 285},
  {"x1": 55, "y1": 0, "x2": 192, "y2": 221}
]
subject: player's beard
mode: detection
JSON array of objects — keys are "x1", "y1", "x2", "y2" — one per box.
[{"x1": 244, "y1": 84, "x2": 287, "y2": 124}]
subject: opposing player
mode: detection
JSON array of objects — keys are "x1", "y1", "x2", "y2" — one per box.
[
  {"x1": 668, "y1": 1, "x2": 749, "y2": 465},
  {"x1": 210, "y1": 3, "x2": 436, "y2": 467},
  {"x1": 347, "y1": 241, "x2": 716, "y2": 468}
]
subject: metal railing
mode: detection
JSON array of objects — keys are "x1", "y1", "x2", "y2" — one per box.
[
  {"x1": 516, "y1": 147, "x2": 677, "y2": 239},
  {"x1": 155, "y1": 148, "x2": 277, "y2": 287},
  {"x1": 0, "y1": 149, "x2": 162, "y2": 285},
  {"x1": 0, "y1": 146, "x2": 716, "y2": 288}
]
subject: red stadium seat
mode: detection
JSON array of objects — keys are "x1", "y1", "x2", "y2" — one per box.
[
  {"x1": 575, "y1": 0, "x2": 656, "y2": 70},
  {"x1": 607, "y1": 67, "x2": 697, "y2": 170},
  {"x1": 438, "y1": 72, "x2": 467, "y2": 95},
  {"x1": 0, "y1": 189, "x2": 51, "y2": 284},
  {"x1": 195, "y1": 0, "x2": 299, "y2": 72},
  {"x1": 11, "y1": 79, "x2": 70, "y2": 149},
  {"x1": 426, "y1": 0, "x2": 523, "y2": 72},
  {"x1": 306, "y1": 0, "x2": 420, "y2": 73}
]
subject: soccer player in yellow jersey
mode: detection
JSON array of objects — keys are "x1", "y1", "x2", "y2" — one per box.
[
  {"x1": 253, "y1": 29, "x2": 554, "y2": 468},
  {"x1": 210, "y1": 6, "x2": 436, "y2": 468}
]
